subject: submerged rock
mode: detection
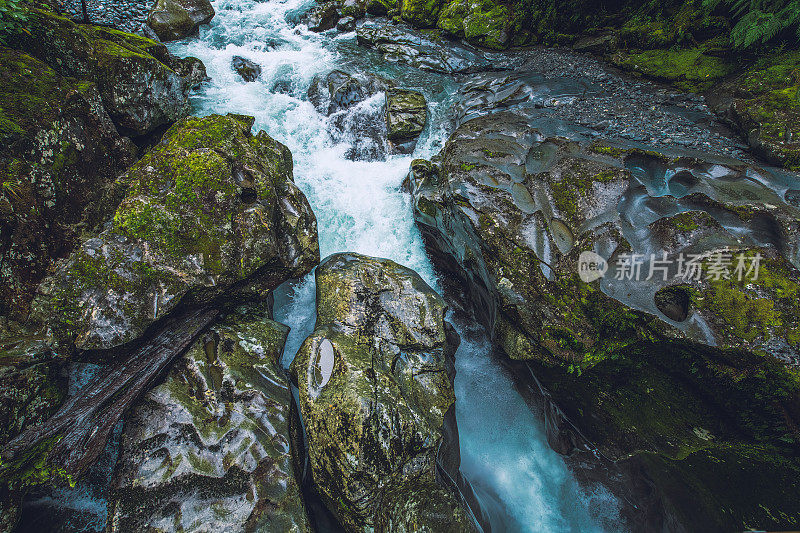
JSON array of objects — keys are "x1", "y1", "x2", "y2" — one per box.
[
  {"x1": 232, "y1": 55, "x2": 262, "y2": 82},
  {"x1": 385, "y1": 89, "x2": 426, "y2": 153},
  {"x1": 0, "y1": 49, "x2": 136, "y2": 321},
  {"x1": 109, "y1": 304, "x2": 310, "y2": 532},
  {"x1": 34, "y1": 114, "x2": 319, "y2": 353},
  {"x1": 11, "y1": 10, "x2": 196, "y2": 136},
  {"x1": 410, "y1": 110, "x2": 800, "y2": 531},
  {"x1": 290, "y1": 253, "x2": 479, "y2": 532},
  {"x1": 147, "y1": 0, "x2": 215, "y2": 41},
  {"x1": 308, "y1": 70, "x2": 366, "y2": 115}
]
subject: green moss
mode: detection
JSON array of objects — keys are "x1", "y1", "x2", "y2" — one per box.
[
  {"x1": 401, "y1": 0, "x2": 442, "y2": 27},
  {"x1": 549, "y1": 161, "x2": 622, "y2": 219},
  {"x1": 462, "y1": 0, "x2": 510, "y2": 49},
  {"x1": 436, "y1": 0, "x2": 467, "y2": 35},
  {"x1": 588, "y1": 142, "x2": 628, "y2": 158},
  {"x1": 612, "y1": 48, "x2": 736, "y2": 92},
  {"x1": 667, "y1": 211, "x2": 700, "y2": 232}
]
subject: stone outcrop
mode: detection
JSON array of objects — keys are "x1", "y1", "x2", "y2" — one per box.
[
  {"x1": 385, "y1": 89, "x2": 427, "y2": 154},
  {"x1": 34, "y1": 113, "x2": 319, "y2": 353},
  {"x1": 12, "y1": 10, "x2": 196, "y2": 136},
  {"x1": 409, "y1": 110, "x2": 800, "y2": 531},
  {"x1": 290, "y1": 253, "x2": 480, "y2": 532},
  {"x1": 0, "y1": 48, "x2": 137, "y2": 321},
  {"x1": 232, "y1": 55, "x2": 262, "y2": 82},
  {"x1": 356, "y1": 20, "x2": 495, "y2": 74},
  {"x1": 109, "y1": 304, "x2": 311, "y2": 532},
  {"x1": 147, "y1": 0, "x2": 215, "y2": 41}
]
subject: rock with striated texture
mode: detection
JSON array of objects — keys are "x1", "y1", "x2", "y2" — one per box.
[
  {"x1": 34, "y1": 113, "x2": 319, "y2": 353},
  {"x1": 108, "y1": 304, "x2": 310, "y2": 532},
  {"x1": 290, "y1": 253, "x2": 480, "y2": 532}
]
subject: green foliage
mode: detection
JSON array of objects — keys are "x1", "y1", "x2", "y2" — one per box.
[
  {"x1": 704, "y1": 0, "x2": 800, "y2": 48},
  {"x1": 0, "y1": 0, "x2": 27, "y2": 44}
]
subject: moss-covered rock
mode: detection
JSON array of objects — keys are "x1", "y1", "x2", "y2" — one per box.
[
  {"x1": 108, "y1": 304, "x2": 310, "y2": 532},
  {"x1": 10, "y1": 9, "x2": 195, "y2": 135},
  {"x1": 709, "y1": 52, "x2": 800, "y2": 171},
  {"x1": 611, "y1": 47, "x2": 735, "y2": 92},
  {"x1": 461, "y1": 0, "x2": 510, "y2": 50},
  {"x1": 401, "y1": 0, "x2": 443, "y2": 28},
  {"x1": 147, "y1": 0, "x2": 215, "y2": 42},
  {"x1": 410, "y1": 110, "x2": 800, "y2": 531},
  {"x1": 0, "y1": 325, "x2": 67, "y2": 533},
  {"x1": 0, "y1": 48, "x2": 136, "y2": 321},
  {"x1": 290, "y1": 253, "x2": 479, "y2": 532},
  {"x1": 385, "y1": 88, "x2": 426, "y2": 153},
  {"x1": 33, "y1": 114, "x2": 319, "y2": 353}
]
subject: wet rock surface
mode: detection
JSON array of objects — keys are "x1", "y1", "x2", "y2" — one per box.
[
  {"x1": 290, "y1": 253, "x2": 480, "y2": 532},
  {"x1": 409, "y1": 104, "x2": 800, "y2": 530},
  {"x1": 147, "y1": 0, "x2": 215, "y2": 42},
  {"x1": 356, "y1": 19, "x2": 498, "y2": 74},
  {"x1": 232, "y1": 55, "x2": 262, "y2": 82},
  {"x1": 385, "y1": 88, "x2": 426, "y2": 154},
  {"x1": 109, "y1": 304, "x2": 310, "y2": 532},
  {"x1": 35, "y1": 113, "x2": 319, "y2": 352}
]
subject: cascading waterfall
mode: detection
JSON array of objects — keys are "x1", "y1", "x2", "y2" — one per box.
[{"x1": 166, "y1": 0, "x2": 626, "y2": 531}]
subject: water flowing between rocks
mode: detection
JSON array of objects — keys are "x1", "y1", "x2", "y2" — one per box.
[{"x1": 161, "y1": 0, "x2": 627, "y2": 530}]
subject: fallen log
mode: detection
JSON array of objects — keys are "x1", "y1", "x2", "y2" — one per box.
[{"x1": 1, "y1": 306, "x2": 219, "y2": 477}]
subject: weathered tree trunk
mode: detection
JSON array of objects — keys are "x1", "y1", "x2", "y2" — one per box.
[
  {"x1": 2, "y1": 307, "x2": 219, "y2": 477},
  {"x1": 81, "y1": 0, "x2": 89, "y2": 23}
]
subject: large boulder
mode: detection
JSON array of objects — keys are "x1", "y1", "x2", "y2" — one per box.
[
  {"x1": 11, "y1": 10, "x2": 196, "y2": 136},
  {"x1": 290, "y1": 253, "x2": 479, "y2": 532},
  {"x1": 0, "y1": 48, "x2": 136, "y2": 321},
  {"x1": 306, "y1": 1, "x2": 340, "y2": 32},
  {"x1": 108, "y1": 304, "x2": 310, "y2": 532},
  {"x1": 401, "y1": 0, "x2": 441, "y2": 27},
  {"x1": 410, "y1": 110, "x2": 800, "y2": 531},
  {"x1": 34, "y1": 114, "x2": 319, "y2": 353},
  {"x1": 385, "y1": 89, "x2": 426, "y2": 154},
  {"x1": 147, "y1": 0, "x2": 215, "y2": 42},
  {"x1": 437, "y1": 0, "x2": 511, "y2": 50}
]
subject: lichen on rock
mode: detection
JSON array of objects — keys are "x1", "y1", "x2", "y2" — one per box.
[
  {"x1": 290, "y1": 253, "x2": 479, "y2": 532},
  {"x1": 34, "y1": 113, "x2": 319, "y2": 353}
]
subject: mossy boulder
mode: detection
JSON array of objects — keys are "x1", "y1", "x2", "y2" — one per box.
[
  {"x1": 710, "y1": 52, "x2": 800, "y2": 171},
  {"x1": 147, "y1": 0, "x2": 215, "y2": 42},
  {"x1": 290, "y1": 253, "x2": 479, "y2": 532},
  {"x1": 385, "y1": 88, "x2": 426, "y2": 153},
  {"x1": 307, "y1": 1, "x2": 340, "y2": 32},
  {"x1": 0, "y1": 48, "x2": 136, "y2": 321},
  {"x1": 10, "y1": 9, "x2": 195, "y2": 135},
  {"x1": 108, "y1": 304, "x2": 310, "y2": 532},
  {"x1": 33, "y1": 114, "x2": 319, "y2": 353},
  {"x1": 610, "y1": 47, "x2": 735, "y2": 92},
  {"x1": 365, "y1": 0, "x2": 397, "y2": 16},
  {"x1": 410, "y1": 110, "x2": 800, "y2": 531},
  {"x1": 461, "y1": 0, "x2": 510, "y2": 50},
  {"x1": 401, "y1": 0, "x2": 442, "y2": 28}
]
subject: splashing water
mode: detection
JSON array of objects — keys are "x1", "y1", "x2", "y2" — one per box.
[{"x1": 166, "y1": 1, "x2": 626, "y2": 531}]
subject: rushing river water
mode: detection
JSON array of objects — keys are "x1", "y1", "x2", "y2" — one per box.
[{"x1": 164, "y1": 0, "x2": 626, "y2": 531}]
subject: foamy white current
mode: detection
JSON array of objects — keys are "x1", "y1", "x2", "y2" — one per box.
[{"x1": 167, "y1": 1, "x2": 626, "y2": 530}]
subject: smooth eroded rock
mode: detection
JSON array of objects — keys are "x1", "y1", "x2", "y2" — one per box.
[
  {"x1": 410, "y1": 110, "x2": 800, "y2": 531},
  {"x1": 385, "y1": 88, "x2": 426, "y2": 153},
  {"x1": 232, "y1": 55, "x2": 262, "y2": 82},
  {"x1": 109, "y1": 304, "x2": 310, "y2": 532},
  {"x1": 290, "y1": 253, "x2": 478, "y2": 532}
]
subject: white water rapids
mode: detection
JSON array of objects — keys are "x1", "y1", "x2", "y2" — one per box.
[{"x1": 163, "y1": 1, "x2": 625, "y2": 531}]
